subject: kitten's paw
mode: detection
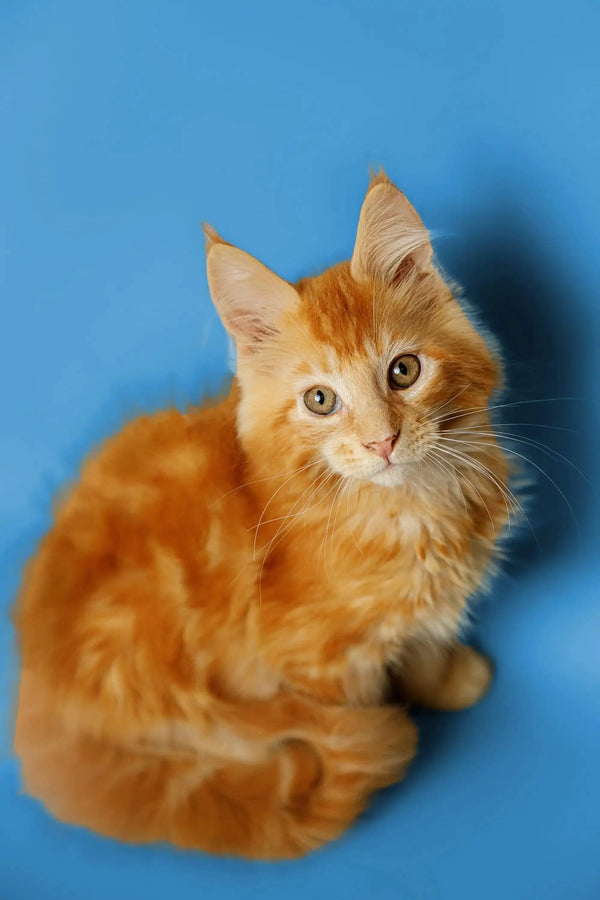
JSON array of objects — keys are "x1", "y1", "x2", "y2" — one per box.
[{"x1": 434, "y1": 646, "x2": 494, "y2": 711}]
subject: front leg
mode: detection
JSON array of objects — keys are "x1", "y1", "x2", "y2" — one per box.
[{"x1": 392, "y1": 641, "x2": 494, "y2": 711}]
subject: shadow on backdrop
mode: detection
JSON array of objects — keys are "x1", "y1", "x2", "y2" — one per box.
[{"x1": 440, "y1": 187, "x2": 591, "y2": 575}]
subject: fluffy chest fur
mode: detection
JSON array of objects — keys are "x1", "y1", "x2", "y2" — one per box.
[{"x1": 253, "y1": 467, "x2": 504, "y2": 703}]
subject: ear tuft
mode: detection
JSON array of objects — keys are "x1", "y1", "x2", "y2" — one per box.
[
  {"x1": 367, "y1": 166, "x2": 392, "y2": 192},
  {"x1": 202, "y1": 222, "x2": 223, "y2": 252}
]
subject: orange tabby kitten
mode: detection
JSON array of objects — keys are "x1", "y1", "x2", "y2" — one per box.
[{"x1": 14, "y1": 171, "x2": 509, "y2": 859}]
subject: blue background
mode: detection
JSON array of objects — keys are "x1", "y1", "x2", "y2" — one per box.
[{"x1": 1, "y1": 1, "x2": 599, "y2": 898}]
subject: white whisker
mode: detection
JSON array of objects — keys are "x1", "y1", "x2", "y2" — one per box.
[
  {"x1": 427, "y1": 449, "x2": 469, "y2": 517},
  {"x1": 434, "y1": 443, "x2": 519, "y2": 519},
  {"x1": 431, "y1": 384, "x2": 472, "y2": 419},
  {"x1": 438, "y1": 436, "x2": 579, "y2": 532},
  {"x1": 210, "y1": 461, "x2": 319, "y2": 509},
  {"x1": 319, "y1": 476, "x2": 345, "y2": 578},
  {"x1": 252, "y1": 461, "x2": 321, "y2": 561},
  {"x1": 443, "y1": 428, "x2": 588, "y2": 483},
  {"x1": 256, "y1": 470, "x2": 338, "y2": 605},
  {"x1": 428, "y1": 448, "x2": 496, "y2": 535},
  {"x1": 344, "y1": 478, "x2": 364, "y2": 555},
  {"x1": 433, "y1": 442, "x2": 540, "y2": 547},
  {"x1": 431, "y1": 396, "x2": 583, "y2": 427}
]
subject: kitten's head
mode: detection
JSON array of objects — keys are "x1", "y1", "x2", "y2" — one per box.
[{"x1": 205, "y1": 171, "x2": 500, "y2": 488}]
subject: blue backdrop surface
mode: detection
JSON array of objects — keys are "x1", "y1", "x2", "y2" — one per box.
[{"x1": 1, "y1": 2, "x2": 599, "y2": 898}]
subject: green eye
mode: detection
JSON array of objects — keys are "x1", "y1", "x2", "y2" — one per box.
[
  {"x1": 304, "y1": 386, "x2": 339, "y2": 415},
  {"x1": 388, "y1": 354, "x2": 421, "y2": 390}
]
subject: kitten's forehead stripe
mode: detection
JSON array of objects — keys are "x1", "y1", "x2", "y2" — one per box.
[
  {"x1": 296, "y1": 263, "x2": 375, "y2": 358},
  {"x1": 294, "y1": 262, "x2": 443, "y2": 369}
]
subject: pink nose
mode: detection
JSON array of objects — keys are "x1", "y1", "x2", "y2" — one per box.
[{"x1": 364, "y1": 433, "x2": 399, "y2": 462}]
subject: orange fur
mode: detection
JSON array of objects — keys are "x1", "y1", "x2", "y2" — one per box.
[{"x1": 14, "y1": 172, "x2": 509, "y2": 858}]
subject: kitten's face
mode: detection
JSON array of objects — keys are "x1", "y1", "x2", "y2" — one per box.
[
  {"x1": 205, "y1": 171, "x2": 500, "y2": 489},
  {"x1": 237, "y1": 264, "x2": 498, "y2": 488}
]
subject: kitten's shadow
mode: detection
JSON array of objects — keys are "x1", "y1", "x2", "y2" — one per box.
[{"x1": 438, "y1": 195, "x2": 592, "y2": 574}]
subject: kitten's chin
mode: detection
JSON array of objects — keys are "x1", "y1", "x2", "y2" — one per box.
[
  {"x1": 369, "y1": 464, "x2": 408, "y2": 488},
  {"x1": 328, "y1": 459, "x2": 411, "y2": 488}
]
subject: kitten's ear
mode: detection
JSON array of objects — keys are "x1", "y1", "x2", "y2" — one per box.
[
  {"x1": 350, "y1": 170, "x2": 433, "y2": 286},
  {"x1": 203, "y1": 224, "x2": 298, "y2": 352}
]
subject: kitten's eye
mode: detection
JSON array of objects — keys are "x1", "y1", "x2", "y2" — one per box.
[
  {"x1": 303, "y1": 386, "x2": 339, "y2": 416},
  {"x1": 388, "y1": 354, "x2": 421, "y2": 390}
]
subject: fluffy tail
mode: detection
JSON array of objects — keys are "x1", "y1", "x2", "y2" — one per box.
[{"x1": 15, "y1": 686, "x2": 417, "y2": 859}]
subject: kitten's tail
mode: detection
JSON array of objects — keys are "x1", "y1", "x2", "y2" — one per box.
[
  {"x1": 213, "y1": 695, "x2": 418, "y2": 858},
  {"x1": 16, "y1": 687, "x2": 417, "y2": 859}
]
